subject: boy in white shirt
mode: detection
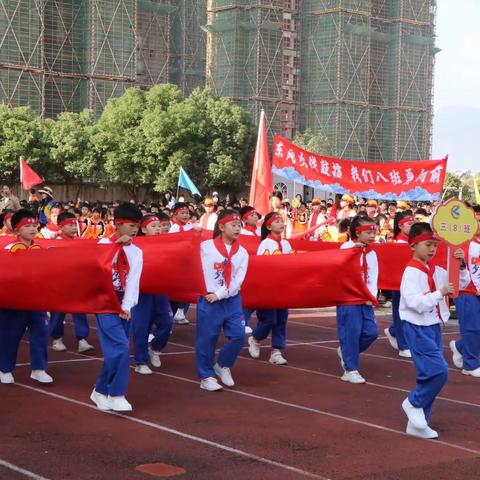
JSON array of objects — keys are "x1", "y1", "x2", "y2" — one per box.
[{"x1": 400, "y1": 222, "x2": 470, "y2": 439}]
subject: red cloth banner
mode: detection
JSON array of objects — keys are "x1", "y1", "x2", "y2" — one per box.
[
  {"x1": 20, "y1": 156, "x2": 43, "y2": 190},
  {"x1": 272, "y1": 135, "x2": 447, "y2": 201}
]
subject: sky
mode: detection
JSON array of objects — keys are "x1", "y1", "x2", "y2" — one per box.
[{"x1": 432, "y1": 0, "x2": 480, "y2": 171}]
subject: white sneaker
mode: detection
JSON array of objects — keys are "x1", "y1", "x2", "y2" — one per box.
[
  {"x1": 200, "y1": 376, "x2": 223, "y2": 392},
  {"x1": 399, "y1": 349, "x2": 412, "y2": 358},
  {"x1": 90, "y1": 389, "x2": 111, "y2": 411},
  {"x1": 30, "y1": 370, "x2": 53, "y2": 384},
  {"x1": 52, "y1": 338, "x2": 67, "y2": 352},
  {"x1": 148, "y1": 333, "x2": 155, "y2": 343},
  {"x1": 248, "y1": 336, "x2": 260, "y2": 359},
  {"x1": 269, "y1": 349, "x2": 287, "y2": 365},
  {"x1": 173, "y1": 309, "x2": 189, "y2": 325},
  {"x1": 214, "y1": 363, "x2": 235, "y2": 387},
  {"x1": 245, "y1": 325, "x2": 253, "y2": 335},
  {"x1": 402, "y1": 397, "x2": 427, "y2": 429},
  {"x1": 341, "y1": 370, "x2": 366, "y2": 384},
  {"x1": 0, "y1": 371, "x2": 14, "y2": 384},
  {"x1": 148, "y1": 346, "x2": 161, "y2": 368},
  {"x1": 384, "y1": 328, "x2": 398, "y2": 351},
  {"x1": 381, "y1": 301, "x2": 392, "y2": 308},
  {"x1": 78, "y1": 339, "x2": 94, "y2": 353},
  {"x1": 135, "y1": 364, "x2": 153, "y2": 375},
  {"x1": 462, "y1": 367, "x2": 480, "y2": 377},
  {"x1": 108, "y1": 395, "x2": 132, "y2": 411},
  {"x1": 337, "y1": 346, "x2": 345, "y2": 370},
  {"x1": 406, "y1": 421, "x2": 438, "y2": 439},
  {"x1": 450, "y1": 340, "x2": 463, "y2": 369}
]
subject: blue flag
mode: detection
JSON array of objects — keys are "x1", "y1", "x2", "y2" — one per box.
[{"x1": 178, "y1": 167, "x2": 201, "y2": 196}]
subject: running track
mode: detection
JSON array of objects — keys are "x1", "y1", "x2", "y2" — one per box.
[{"x1": 1, "y1": 308, "x2": 480, "y2": 480}]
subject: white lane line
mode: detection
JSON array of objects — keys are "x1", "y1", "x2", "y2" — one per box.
[
  {"x1": 14, "y1": 383, "x2": 331, "y2": 480},
  {"x1": 0, "y1": 458, "x2": 52, "y2": 480},
  {"x1": 16, "y1": 358, "x2": 97, "y2": 367}
]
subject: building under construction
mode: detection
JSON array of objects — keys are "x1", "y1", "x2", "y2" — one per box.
[{"x1": 0, "y1": 0, "x2": 437, "y2": 167}]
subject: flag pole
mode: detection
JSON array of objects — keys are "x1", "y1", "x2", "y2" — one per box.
[{"x1": 176, "y1": 167, "x2": 181, "y2": 200}]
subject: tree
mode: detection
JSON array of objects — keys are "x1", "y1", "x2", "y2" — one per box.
[
  {"x1": 293, "y1": 129, "x2": 333, "y2": 157},
  {"x1": 443, "y1": 171, "x2": 474, "y2": 203}
]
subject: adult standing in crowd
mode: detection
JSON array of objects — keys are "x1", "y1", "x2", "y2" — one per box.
[
  {"x1": 0, "y1": 185, "x2": 21, "y2": 214},
  {"x1": 38, "y1": 186, "x2": 56, "y2": 227}
]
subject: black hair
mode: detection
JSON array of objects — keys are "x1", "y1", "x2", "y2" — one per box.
[
  {"x1": 173, "y1": 202, "x2": 188, "y2": 215},
  {"x1": 350, "y1": 215, "x2": 376, "y2": 240},
  {"x1": 239, "y1": 205, "x2": 261, "y2": 222},
  {"x1": 415, "y1": 207, "x2": 427, "y2": 217},
  {"x1": 113, "y1": 202, "x2": 142, "y2": 223},
  {"x1": 57, "y1": 212, "x2": 76, "y2": 225},
  {"x1": 156, "y1": 211, "x2": 171, "y2": 222},
  {"x1": 473, "y1": 205, "x2": 480, "y2": 214},
  {"x1": 356, "y1": 211, "x2": 369, "y2": 219},
  {"x1": 261, "y1": 211, "x2": 281, "y2": 240},
  {"x1": 11, "y1": 209, "x2": 36, "y2": 230},
  {"x1": 393, "y1": 211, "x2": 412, "y2": 239},
  {"x1": 0, "y1": 209, "x2": 14, "y2": 228},
  {"x1": 408, "y1": 222, "x2": 432, "y2": 243},
  {"x1": 213, "y1": 209, "x2": 240, "y2": 238},
  {"x1": 338, "y1": 218, "x2": 351, "y2": 235}
]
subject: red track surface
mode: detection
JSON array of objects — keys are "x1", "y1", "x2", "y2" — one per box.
[{"x1": 1, "y1": 308, "x2": 480, "y2": 480}]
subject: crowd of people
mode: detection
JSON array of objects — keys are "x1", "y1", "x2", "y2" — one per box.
[{"x1": 1, "y1": 183, "x2": 479, "y2": 441}]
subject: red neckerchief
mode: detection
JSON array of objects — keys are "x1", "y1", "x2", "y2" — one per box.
[
  {"x1": 173, "y1": 219, "x2": 186, "y2": 232},
  {"x1": 396, "y1": 232, "x2": 409, "y2": 243},
  {"x1": 356, "y1": 243, "x2": 373, "y2": 282},
  {"x1": 12, "y1": 237, "x2": 39, "y2": 249},
  {"x1": 243, "y1": 225, "x2": 258, "y2": 236},
  {"x1": 201, "y1": 212, "x2": 213, "y2": 229},
  {"x1": 58, "y1": 233, "x2": 76, "y2": 241},
  {"x1": 45, "y1": 222, "x2": 59, "y2": 232},
  {"x1": 109, "y1": 234, "x2": 130, "y2": 291},
  {"x1": 461, "y1": 242, "x2": 477, "y2": 294},
  {"x1": 213, "y1": 236, "x2": 240, "y2": 289},
  {"x1": 310, "y1": 210, "x2": 320, "y2": 227},
  {"x1": 267, "y1": 234, "x2": 283, "y2": 253},
  {"x1": 407, "y1": 259, "x2": 443, "y2": 322}
]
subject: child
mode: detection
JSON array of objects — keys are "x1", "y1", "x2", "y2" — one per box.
[
  {"x1": 239, "y1": 206, "x2": 261, "y2": 236},
  {"x1": 0, "y1": 210, "x2": 14, "y2": 236},
  {"x1": 336, "y1": 216, "x2": 378, "y2": 384},
  {"x1": 199, "y1": 197, "x2": 218, "y2": 231},
  {"x1": 450, "y1": 206, "x2": 480, "y2": 377},
  {"x1": 400, "y1": 222, "x2": 470, "y2": 439},
  {"x1": 0, "y1": 209, "x2": 53, "y2": 384},
  {"x1": 90, "y1": 203, "x2": 143, "y2": 412},
  {"x1": 196, "y1": 210, "x2": 248, "y2": 391},
  {"x1": 131, "y1": 214, "x2": 174, "y2": 374},
  {"x1": 307, "y1": 198, "x2": 327, "y2": 240},
  {"x1": 248, "y1": 212, "x2": 292, "y2": 365},
  {"x1": 384, "y1": 211, "x2": 415, "y2": 358},
  {"x1": 49, "y1": 212, "x2": 94, "y2": 353}
]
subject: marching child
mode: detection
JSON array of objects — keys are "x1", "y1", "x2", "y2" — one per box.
[
  {"x1": 450, "y1": 206, "x2": 480, "y2": 377},
  {"x1": 400, "y1": 222, "x2": 470, "y2": 439},
  {"x1": 336, "y1": 216, "x2": 379, "y2": 384},
  {"x1": 248, "y1": 212, "x2": 292, "y2": 365},
  {"x1": 0, "y1": 209, "x2": 53, "y2": 384},
  {"x1": 240, "y1": 206, "x2": 261, "y2": 236},
  {"x1": 90, "y1": 203, "x2": 143, "y2": 412},
  {"x1": 131, "y1": 213, "x2": 173, "y2": 374},
  {"x1": 196, "y1": 210, "x2": 248, "y2": 391},
  {"x1": 384, "y1": 211, "x2": 415, "y2": 358},
  {"x1": 49, "y1": 212, "x2": 94, "y2": 353}
]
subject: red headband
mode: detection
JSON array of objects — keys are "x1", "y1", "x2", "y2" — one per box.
[
  {"x1": 265, "y1": 214, "x2": 282, "y2": 226},
  {"x1": 174, "y1": 207, "x2": 189, "y2": 214},
  {"x1": 58, "y1": 218, "x2": 77, "y2": 227},
  {"x1": 398, "y1": 216, "x2": 414, "y2": 226},
  {"x1": 218, "y1": 214, "x2": 241, "y2": 225},
  {"x1": 409, "y1": 232, "x2": 437, "y2": 245},
  {"x1": 355, "y1": 224, "x2": 376, "y2": 234},
  {"x1": 4, "y1": 213, "x2": 13, "y2": 221},
  {"x1": 114, "y1": 218, "x2": 139, "y2": 225},
  {"x1": 140, "y1": 216, "x2": 160, "y2": 229},
  {"x1": 241, "y1": 210, "x2": 259, "y2": 221},
  {"x1": 14, "y1": 217, "x2": 36, "y2": 230}
]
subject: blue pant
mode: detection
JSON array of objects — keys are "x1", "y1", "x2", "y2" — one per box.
[
  {"x1": 170, "y1": 301, "x2": 190, "y2": 315},
  {"x1": 388, "y1": 291, "x2": 408, "y2": 350},
  {"x1": 0, "y1": 309, "x2": 49, "y2": 372},
  {"x1": 454, "y1": 294, "x2": 480, "y2": 371},
  {"x1": 403, "y1": 322, "x2": 448, "y2": 423},
  {"x1": 242, "y1": 308, "x2": 253, "y2": 326},
  {"x1": 95, "y1": 313, "x2": 131, "y2": 397},
  {"x1": 195, "y1": 295, "x2": 245, "y2": 379},
  {"x1": 132, "y1": 294, "x2": 173, "y2": 365},
  {"x1": 336, "y1": 304, "x2": 378, "y2": 371},
  {"x1": 50, "y1": 313, "x2": 90, "y2": 341},
  {"x1": 253, "y1": 309, "x2": 288, "y2": 350}
]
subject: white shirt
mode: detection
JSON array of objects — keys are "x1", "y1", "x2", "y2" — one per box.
[
  {"x1": 40, "y1": 225, "x2": 59, "y2": 239},
  {"x1": 257, "y1": 237, "x2": 292, "y2": 255},
  {"x1": 200, "y1": 212, "x2": 218, "y2": 231},
  {"x1": 307, "y1": 211, "x2": 327, "y2": 239},
  {"x1": 98, "y1": 237, "x2": 143, "y2": 312},
  {"x1": 340, "y1": 240, "x2": 378, "y2": 298},
  {"x1": 400, "y1": 264, "x2": 470, "y2": 326},
  {"x1": 241, "y1": 227, "x2": 261, "y2": 237},
  {"x1": 200, "y1": 239, "x2": 249, "y2": 300},
  {"x1": 468, "y1": 240, "x2": 480, "y2": 291},
  {"x1": 169, "y1": 222, "x2": 194, "y2": 234}
]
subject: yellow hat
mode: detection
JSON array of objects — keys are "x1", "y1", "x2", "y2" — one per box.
[
  {"x1": 311, "y1": 198, "x2": 321, "y2": 206},
  {"x1": 203, "y1": 198, "x2": 215, "y2": 206},
  {"x1": 397, "y1": 201, "x2": 409, "y2": 210},
  {"x1": 367, "y1": 200, "x2": 378, "y2": 207},
  {"x1": 341, "y1": 194, "x2": 354, "y2": 203}
]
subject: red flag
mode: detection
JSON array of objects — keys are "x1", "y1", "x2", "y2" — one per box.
[
  {"x1": 248, "y1": 110, "x2": 272, "y2": 216},
  {"x1": 20, "y1": 156, "x2": 43, "y2": 190}
]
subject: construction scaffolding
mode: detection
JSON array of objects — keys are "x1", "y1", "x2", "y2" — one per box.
[
  {"x1": 0, "y1": 0, "x2": 207, "y2": 118},
  {"x1": 300, "y1": 0, "x2": 437, "y2": 162}
]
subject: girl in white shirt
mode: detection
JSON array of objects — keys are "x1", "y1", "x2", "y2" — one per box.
[
  {"x1": 248, "y1": 212, "x2": 292, "y2": 365},
  {"x1": 196, "y1": 210, "x2": 249, "y2": 391}
]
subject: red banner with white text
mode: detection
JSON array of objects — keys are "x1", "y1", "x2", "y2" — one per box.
[{"x1": 272, "y1": 135, "x2": 447, "y2": 201}]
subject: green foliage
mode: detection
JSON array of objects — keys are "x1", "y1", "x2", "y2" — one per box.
[
  {"x1": 293, "y1": 129, "x2": 333, "y2": 157},
  {"x1": 443, "y1": 171, "x2": 475, "y2": 203}
]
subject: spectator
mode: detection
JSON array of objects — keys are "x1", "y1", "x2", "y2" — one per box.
[{"x1": 0, "y1": 185, "x2": 21, "y2": 213}]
